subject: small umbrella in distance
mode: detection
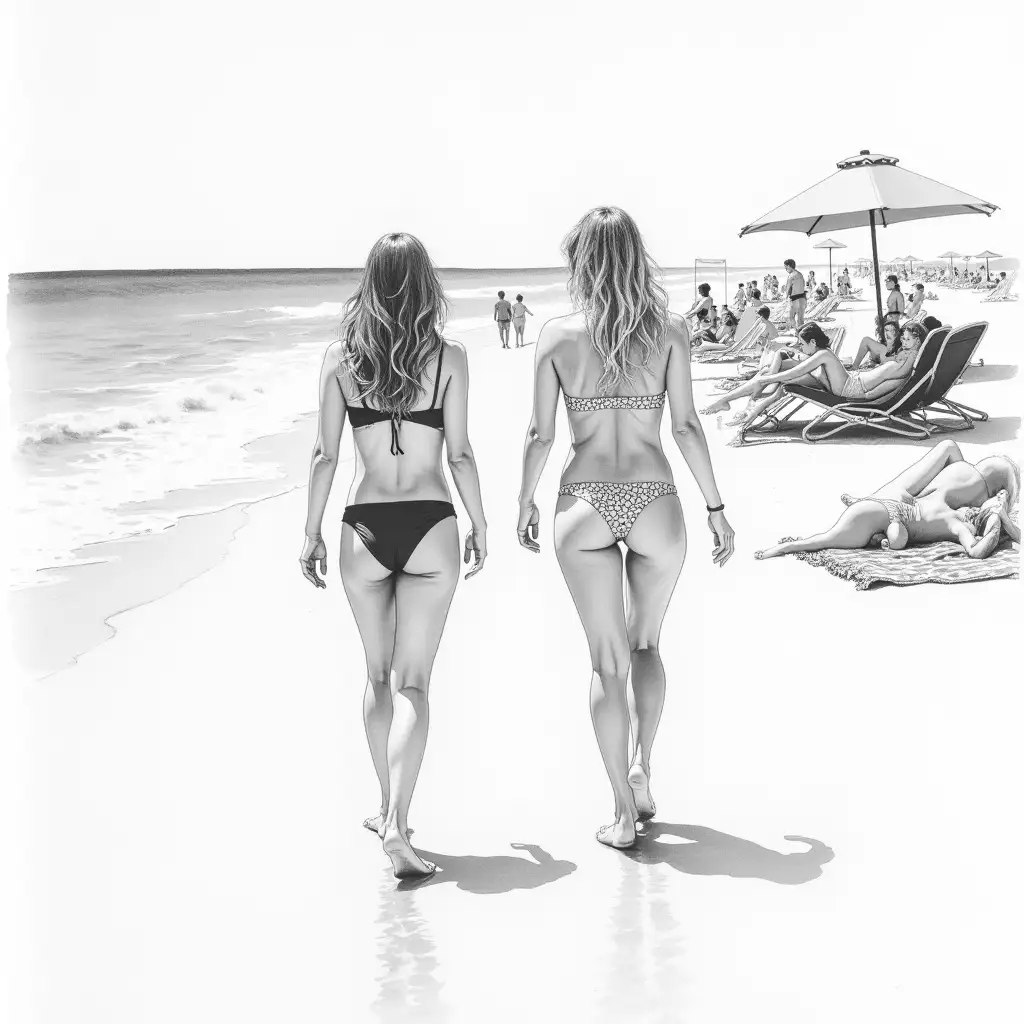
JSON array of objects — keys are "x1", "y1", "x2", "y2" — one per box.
[
  {"x1": 812, "y1": 237, "x2": 848, "y2": 289},
  {"x1": 975, "y1": 250, "x2": 1002, "y2": 280}
]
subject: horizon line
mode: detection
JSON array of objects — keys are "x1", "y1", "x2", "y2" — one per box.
[
  {"x1": 9, "y1": 266, "x2": 571, "y2": 280},
  {"x1": 5, "y1": 258, "x2": 924, "y2": 281}
]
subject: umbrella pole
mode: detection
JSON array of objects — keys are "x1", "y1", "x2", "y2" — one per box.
[
  {"x1": 869, "y1": 210, "x2": 883, "y2": 326},
  {"x1": 829, "y1": 250, "x2": 832, "y2": 289}
]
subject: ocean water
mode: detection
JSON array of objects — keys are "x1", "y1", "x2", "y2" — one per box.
[
  {"x1": 7, "y1": 263, "x2": 830, "y2": 587},
  {"x1": 6, "y1": 269, "x2": 575, "y2": 586}
]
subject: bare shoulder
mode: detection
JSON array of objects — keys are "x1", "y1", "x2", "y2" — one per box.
[
  {"x1": 440, "y1": 338, "x2": 469, "y2": 379},
  {"x1": 441, "y1": 337, "x2": 467, "y2": 362},
  {"x1": 536, "y1": 312, "x2": 583, "y2": 355},
  {"x1": 664, "y1": 313, "x2": 691, "y2": 354},
  {"x1": 323, "y1": 339, "x2": 344, "y2": 378}
]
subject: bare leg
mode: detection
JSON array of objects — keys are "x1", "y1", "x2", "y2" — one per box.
[
  {"x1": 849, "y1": 336, "x2": 887, "y2": 368},
  {"x1": 554, "y1": 496, "x2": 638, "y2": 849},
  {"x1": 340, "y1": 524, "x2": 398, "y2": 836},
  {"x1": 702, "y1": 370, "x2": 772, "y2": 413},
  {"x1": 871, "y1": 438, "x2": 965, "y2": 499},
  {"x1": 622, "y1": 496, "x2": 687, "y2": 821},
  {"x1": 380, "y1": 518, "x2": 459, "y2": 879},
  {"x1": 755, "y1": 502, "x2": 888, "y2": 559}
]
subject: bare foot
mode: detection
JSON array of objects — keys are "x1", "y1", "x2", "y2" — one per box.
[
  {"x1": 596, "y1": 801, "x2": 638, "y2": 849},
  {"x1": 627, "y1": 764, "x2": 656, "y2": 820},
  {"x1": 363, "y1": 814, "x2": 413, "y2": 840},
  {"x1": 382, "y1": 827, "x2": 435, "y2": 879},
  {"x1": 701, "y1": 398, "x2": 731, "y2": 416}
]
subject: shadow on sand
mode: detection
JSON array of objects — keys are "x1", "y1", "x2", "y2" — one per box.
[
  {"x1": 622, "y1": 822, "x2": 834, "y2": 884},
  {"x1": 959, "y1": 363, "x2": 1018, "y2": 384},
  {"x1": 398, "y1": 842, "x2": 577, "y2": 895}
]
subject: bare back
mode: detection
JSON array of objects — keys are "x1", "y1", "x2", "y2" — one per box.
[
  {"x1": 545, "y1": 312, "x2": 678, "y2": 485},
  {"x1": 333, "y1": 341, "x2": 454, "y2": 505}
]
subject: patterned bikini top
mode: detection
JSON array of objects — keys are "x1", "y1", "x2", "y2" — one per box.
[{"x1": 564, "y1": 391, "x2": 666, "y2": 412}]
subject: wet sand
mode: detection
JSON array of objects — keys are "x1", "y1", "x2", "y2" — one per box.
[{"x1": 15, "y1": 281, "x2": 1024, "y2": 1023}]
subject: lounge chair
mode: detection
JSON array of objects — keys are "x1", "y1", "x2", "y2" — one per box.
[
  {"x1": 737, "y1": 323, "x2": 968, "y2": 443},
  {"x1": 696, "y1": 315, "x2": 767, "y2": 363},
  {"x1": 768, "y1": 292, "x2": 839, "y2": 327},
  {"x1": 907, "y1": 321, "x2": 990, "y2": 429},
  {"x1": 982, "y1": 271, "x2": 1018, "y2": 302}
]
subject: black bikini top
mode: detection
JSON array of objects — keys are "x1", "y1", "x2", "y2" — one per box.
[{"x1": 345, "y1": 347, "x2": 447, "y2": 455}]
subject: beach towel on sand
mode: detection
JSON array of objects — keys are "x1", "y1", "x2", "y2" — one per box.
[{"x1": 777, "y1": 513, "x2": 1019, "y2": 590}]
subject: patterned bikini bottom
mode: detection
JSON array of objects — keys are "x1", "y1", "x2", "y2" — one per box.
[
  {"x1": 558, "y1": 480, "x2": 679, "y2": 541},
  {"x1": 841, "y1": 492, "x2": 918, "y2": 526}
]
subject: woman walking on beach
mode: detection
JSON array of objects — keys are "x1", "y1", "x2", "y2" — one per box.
[
  {"x1": 300, "y1": 232, "x2": 488, "y2": 880},
  {"x1": 516, "y1": 207, "x2": 735, "y2": 850}
]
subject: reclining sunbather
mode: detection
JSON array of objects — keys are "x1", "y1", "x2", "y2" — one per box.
[
  {"x1": 690, "y1": 308, "x2": 740, "y2": 353},
  {"x1": 700, "y1": 321, "x2": 922, "y2": 422},
  {"x1": 848, "y1": 315, "x2": 940, "y2": 369},
  {"x1": 755, "y1": 441, "x2": 1020, "y2": 560}
]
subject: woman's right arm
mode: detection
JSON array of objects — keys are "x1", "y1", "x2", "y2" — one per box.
[
  {"x1": 301, "y1": 343, "x2": 347, "y2": 587},
  {"x1": 517, "y1": 320, "x2": 562, "y2": 551},
  {"x1": 665, "y1": 317, "x2": 734, "y2": 566},
  {"x1": 441, "y1": 340, "x2": 488, "y2": 538}
]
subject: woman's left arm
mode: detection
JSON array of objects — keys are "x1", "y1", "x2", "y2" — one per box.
[
  {"x1": 301, "y1": 343, "x2": 347, "y2": 587},
  {"x1": 517, "y1": 321, "x2": 562, "y2": 551}
]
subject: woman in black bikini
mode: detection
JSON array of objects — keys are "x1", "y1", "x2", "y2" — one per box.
[
  {"x1": 300, "y1": 232, "x2": 488, "y2": 880},
  {"x1": 517, "y1": 207, "x2": 735, "y2": 851}
]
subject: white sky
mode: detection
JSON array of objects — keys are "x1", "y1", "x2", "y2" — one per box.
[{"x1": 6, "y1": 0, "x2": 1022, "y2": 271}]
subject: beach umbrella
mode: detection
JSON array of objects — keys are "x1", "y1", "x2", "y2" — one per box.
[
  {"x1": 739, "y1": 151, "x2": 998, "y2": 324},
  {"x1": 937, "y1": 250, "x2": 963, "y2": 275},
  {"x1": 976, "y1": 249, "x2": 1002, "y2": 278},
  {"x1": 812, "y1": 237, "x2": 847, "y2": 286},
  {"x1": 903, "y1": 254, "x2": 923, "y2": 274}
]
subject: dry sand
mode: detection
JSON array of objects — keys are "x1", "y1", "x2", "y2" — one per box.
[{"x1": 14, "y1": 281, "x2": 1024, "y2": 1023}]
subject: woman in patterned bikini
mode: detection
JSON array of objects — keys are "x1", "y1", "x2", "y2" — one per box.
[
  {"x1": 755, "y1": 440, "x2": 1020, "y2": 560},
  {"x1": 516, "y1": 206, "x2": 735, "y2": 850}
]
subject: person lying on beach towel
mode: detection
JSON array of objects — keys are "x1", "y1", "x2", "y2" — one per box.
[
  {"x1": 754, "y1": 440, "x2": 1020, "y2": 560},
  {"x1": 699, "y1": 321, "x2": 922, "y2": 425}
]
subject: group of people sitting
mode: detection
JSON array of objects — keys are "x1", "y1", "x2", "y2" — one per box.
[
  {"x1": 684, "y1": 282, "x2": 780, "y2": 355},
  {"x1": 700, "y1": 313, "x2": 942, "y2": 427}
]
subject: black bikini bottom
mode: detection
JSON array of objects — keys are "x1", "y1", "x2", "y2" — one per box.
[{"x1": 342, "y1": 500, "x2": 456, "y2": 573}]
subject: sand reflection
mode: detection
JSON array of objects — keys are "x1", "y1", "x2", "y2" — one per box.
[
  {"x1": 373, "y1": 867, "x2": 444, "y2": 1023},
  {"x1": 603, "y1": 857, "x2": 685, "y2": 1020}
]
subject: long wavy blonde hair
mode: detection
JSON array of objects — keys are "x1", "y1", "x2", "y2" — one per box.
[
  {"x1": 339, "y1": 233, "x2": 448, "y2": 413},
  {"x1": 562, "y1": 207, "x2": 670, "y2": 393}
]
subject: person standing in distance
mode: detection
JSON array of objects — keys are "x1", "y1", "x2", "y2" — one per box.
[
  {"x1": 495, "y1": 290, "x2": 513, "y2": 349},
  {"x1": 884, "y1": 274, "x2": 906, "y2": 323},
  {"x1": 783, "y1": 259, "x2": 806, "y2": 332},
  {"x1": 512, "y1": 294, "x2": 534, "y2": 348}
]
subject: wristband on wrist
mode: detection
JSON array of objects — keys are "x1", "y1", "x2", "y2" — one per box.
[{"x1": 706, "y1": 503, "x2": 725, "y2": 513}]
